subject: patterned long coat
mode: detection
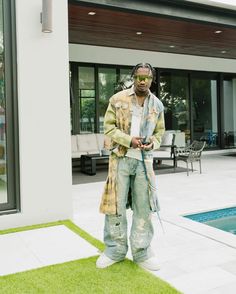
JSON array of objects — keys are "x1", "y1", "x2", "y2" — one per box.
[{"x1": 100, "y1": 87, "x2": 165, "y2": 215}]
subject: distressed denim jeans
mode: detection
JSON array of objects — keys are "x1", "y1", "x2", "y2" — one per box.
[{"x1": 104, "y1": 157, "x2": 154, "y2": 262}]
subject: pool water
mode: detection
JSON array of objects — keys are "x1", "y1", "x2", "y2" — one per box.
[
  {"x1": 185, "y1": 207, "x2": 236, "y2": 235},
  {"x1": 205, "y1": 216, "x2": 236, "y2": 234}
]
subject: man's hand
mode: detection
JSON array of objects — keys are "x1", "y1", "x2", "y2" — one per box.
[
  {"x1": 130, "y1": 137, "x2": 143, "y2": 148},
  {"x1": 141, "y1": 142, "x2": 154, "y2": 151},
  {"x1": 130, "y1": 137, "x2": 154, "y2": 150}
]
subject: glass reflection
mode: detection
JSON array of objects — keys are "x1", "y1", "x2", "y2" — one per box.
[
  {"x1": 98, "y1": 68, "x2": 117, "y2": 133},
  {"x1": 0, "y1": 0, "x2": 7, "y2": 204},
  {"x1": 160, "y1": 72, "x2": 190, "y2": 142},
  {"x1": 223, "y1": 75, "x2": 236, "y2": 148},
  {"x1": 192, "y1": 77, "x2": 218, "y2": 148},
  {"x1": 78, "y1": 67, "x2": 95, "y2": 133}
]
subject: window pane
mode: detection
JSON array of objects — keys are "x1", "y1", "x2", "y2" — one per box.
[
  {"x1": 192, "y1": 77, "x2": 218, "y2": 147},
  {"x1": 223, "y1": 75, "x2": 236, "y2": 148},
  {"x1": 98, "y1": 68, "x2": 117, "y2": 133},
  {"x1": 80, "y1": 98, "x2": 95, "y2": 133},
  {"x1": 0, "y1": 0, "x2": 7, "y2": 205},
  {"x1": 120, "y1": 68, "x2": 132, "y2": 82},
  {"x1": 160, "y1": 72, "x2": 190, "y2": 142},
  {"x1": 80, "y1": 89, "x2": 95, "y2": 97},
  {"x1": 78, "y1": 67, "x2": 95, "y2": 133},
  {"x1": 115, "y1": 68, "x2": 133, "y2": 93},
  {"x1": 79, "y1": 67, "x2": 94, "y2": 89}
]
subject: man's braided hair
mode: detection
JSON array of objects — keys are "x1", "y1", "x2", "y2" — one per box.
[
  {"x1": 131, "y1": 63, "x2": 156, "y2": 83},
  {"x1": 114, "y1": 63, "x2": 156, "y2": 93}
]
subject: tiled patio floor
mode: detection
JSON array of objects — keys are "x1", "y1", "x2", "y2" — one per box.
[
  {"x1": 1, "y1": 150, "x2": 236, "y2": 294},
  {"x1": 0, "y1": 225, "x2": 98, "y2": 276},
  {"x1": 73, "y1": 151, "x2": 236, "y2": 294}
]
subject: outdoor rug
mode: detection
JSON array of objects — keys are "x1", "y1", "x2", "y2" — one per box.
[{"x1": 73, "y1": 164, "x2": 188, "y2": 185}]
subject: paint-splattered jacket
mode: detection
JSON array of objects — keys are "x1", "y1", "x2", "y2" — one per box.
[{"x1": 99, "y1": 87, "x2": 165, "y2": 215}]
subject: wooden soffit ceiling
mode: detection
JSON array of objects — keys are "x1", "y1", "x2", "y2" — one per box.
[{"x1": 68, "y1": 0, "x2": 236, "y2": 59}]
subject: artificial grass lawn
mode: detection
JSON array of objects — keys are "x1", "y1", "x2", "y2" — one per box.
[{"x1": 0, "y1": 220, "x2": 181, "y2": 294}]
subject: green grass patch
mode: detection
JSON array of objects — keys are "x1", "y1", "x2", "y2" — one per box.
[
  {"x1": 63, "y1": 220, "x2": 105, "y2": 252},
  {"x1": 0, "y1": 220, "x2": 181, "y2": 294},
  {"x1": 0, "y1": 257, "x2": 181, "y2": 294}
]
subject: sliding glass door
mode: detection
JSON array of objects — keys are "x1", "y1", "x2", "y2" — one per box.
[
  {"x1": 223, "y1": 74, "x2": 236, "y2": 148},
  {"x1": 0, "y1": 0, "x2": 7, "y2": 206},
  {"x1": 98, "y1": 67, "x2": 117, "y2": 133},
  {"x1": 192, "y1": 74, "x2": 218, "y2": 148},
  {"x1": 70, "y1": 63, "x2": 132, "y2": 134},
  {"x1": 159, "y1": 71, "x2": 190, "y2": 143},
  {"x1": 71, "y1": 63, "x2": 236, "y2": 150},
  {"x1": 0, "y1": 0, "x2": 20, "y2": 214}
]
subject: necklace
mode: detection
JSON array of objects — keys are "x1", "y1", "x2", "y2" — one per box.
[{"x1": 135, "y1": 93, "x2": 146, "y2": 107}]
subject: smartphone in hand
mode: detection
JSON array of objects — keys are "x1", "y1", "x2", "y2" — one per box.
[{"x1": 141, "y1": 139, "x2": 150, "y2": 145}]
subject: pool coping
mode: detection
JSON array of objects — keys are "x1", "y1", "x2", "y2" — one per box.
[{"x1": 161, "y1": 208, "x2": 236, "y2": 250}]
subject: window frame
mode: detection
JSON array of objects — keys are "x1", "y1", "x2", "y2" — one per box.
[
  {"x1": 0, "y1": 0, "x2": 20, "y2": 215},
  {"x1": 70, "y1": 62, "x2": 235, "y2": 150},
  {"x1": 70, "y1": 62, "x2": 132, "y2": 134}
]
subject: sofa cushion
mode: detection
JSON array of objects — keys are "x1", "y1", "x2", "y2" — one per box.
[
  {"x1": 159, "y1": 132, "x2": 173, "y2": 151},
  {"x1": 77, "y1": 134, "x2": 100, "y2": 154},
  {"x1": 96, "y1": 133, "x2": 105, "y2": 151},
  {"x1": 174, "y1": 132, "x2": 185, "y2": 147},
  {"x1": 71, "y1": 135, "x2": 78, "y2": 153},
  {"x1": 153, "y1": 150, "x2": 172, "y2": 158},
  {"x1": 72, "y1": 151, "x2": 87, "y2": 159},
  {"x1": 161, "y1": 132, "x2": 173, "y2": 145},
  {"x1": 96, "y1": 133, "x2": 111, "y2": 156}
]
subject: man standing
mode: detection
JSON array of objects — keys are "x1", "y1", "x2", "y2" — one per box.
[{"x1": 96, "y1": 63, "x2": 165, "y2": 270}]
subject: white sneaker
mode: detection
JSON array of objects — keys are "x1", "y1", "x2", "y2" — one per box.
[
  {"x1": 96, "y1": 253, "x2": 120, "y2": 269},
  {"x1": 137, "y1": 257, "x2": 160, "y2": 271}
]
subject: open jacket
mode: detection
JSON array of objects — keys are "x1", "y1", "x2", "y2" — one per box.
[{"x1": 99, "y1": 87, "x2": 165, "y2": 215}]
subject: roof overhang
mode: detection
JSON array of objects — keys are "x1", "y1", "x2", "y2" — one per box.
[{"x1": 68, "y1": 0, "x2": 236, "y2": 59}]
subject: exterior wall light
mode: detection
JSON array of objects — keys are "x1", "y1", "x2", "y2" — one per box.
[{"x1": 40, "y1": 0, "x2": 53, "y2": 33}]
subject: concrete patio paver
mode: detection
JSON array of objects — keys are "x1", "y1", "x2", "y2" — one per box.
[
  {"x1": 73, "y1": 151, "x2": 236, "y2": 294},
  {"x1": 0, "y1": 225, "x2": 98, "y2": 276}
]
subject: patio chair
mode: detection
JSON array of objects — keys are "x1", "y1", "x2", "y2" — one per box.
[{"x1": 174, "y1": 140, "x2": 206, "y2": 176}]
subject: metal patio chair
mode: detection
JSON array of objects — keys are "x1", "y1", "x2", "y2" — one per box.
[{"x1": 174, "y1": 140, "x2": 206, "y2": 176}]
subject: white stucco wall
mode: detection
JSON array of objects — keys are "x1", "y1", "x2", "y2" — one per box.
[
  {"x1": 0, "y1": 0, "x2": 72, "y2": 229},
  {"x1": 69, "y1": 44, "x2": 236, "y2": 73}
]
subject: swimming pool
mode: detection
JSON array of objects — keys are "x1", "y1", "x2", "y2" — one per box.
[{"x1": 185, "y1": 207, "x2": 236, "y2": 235}]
